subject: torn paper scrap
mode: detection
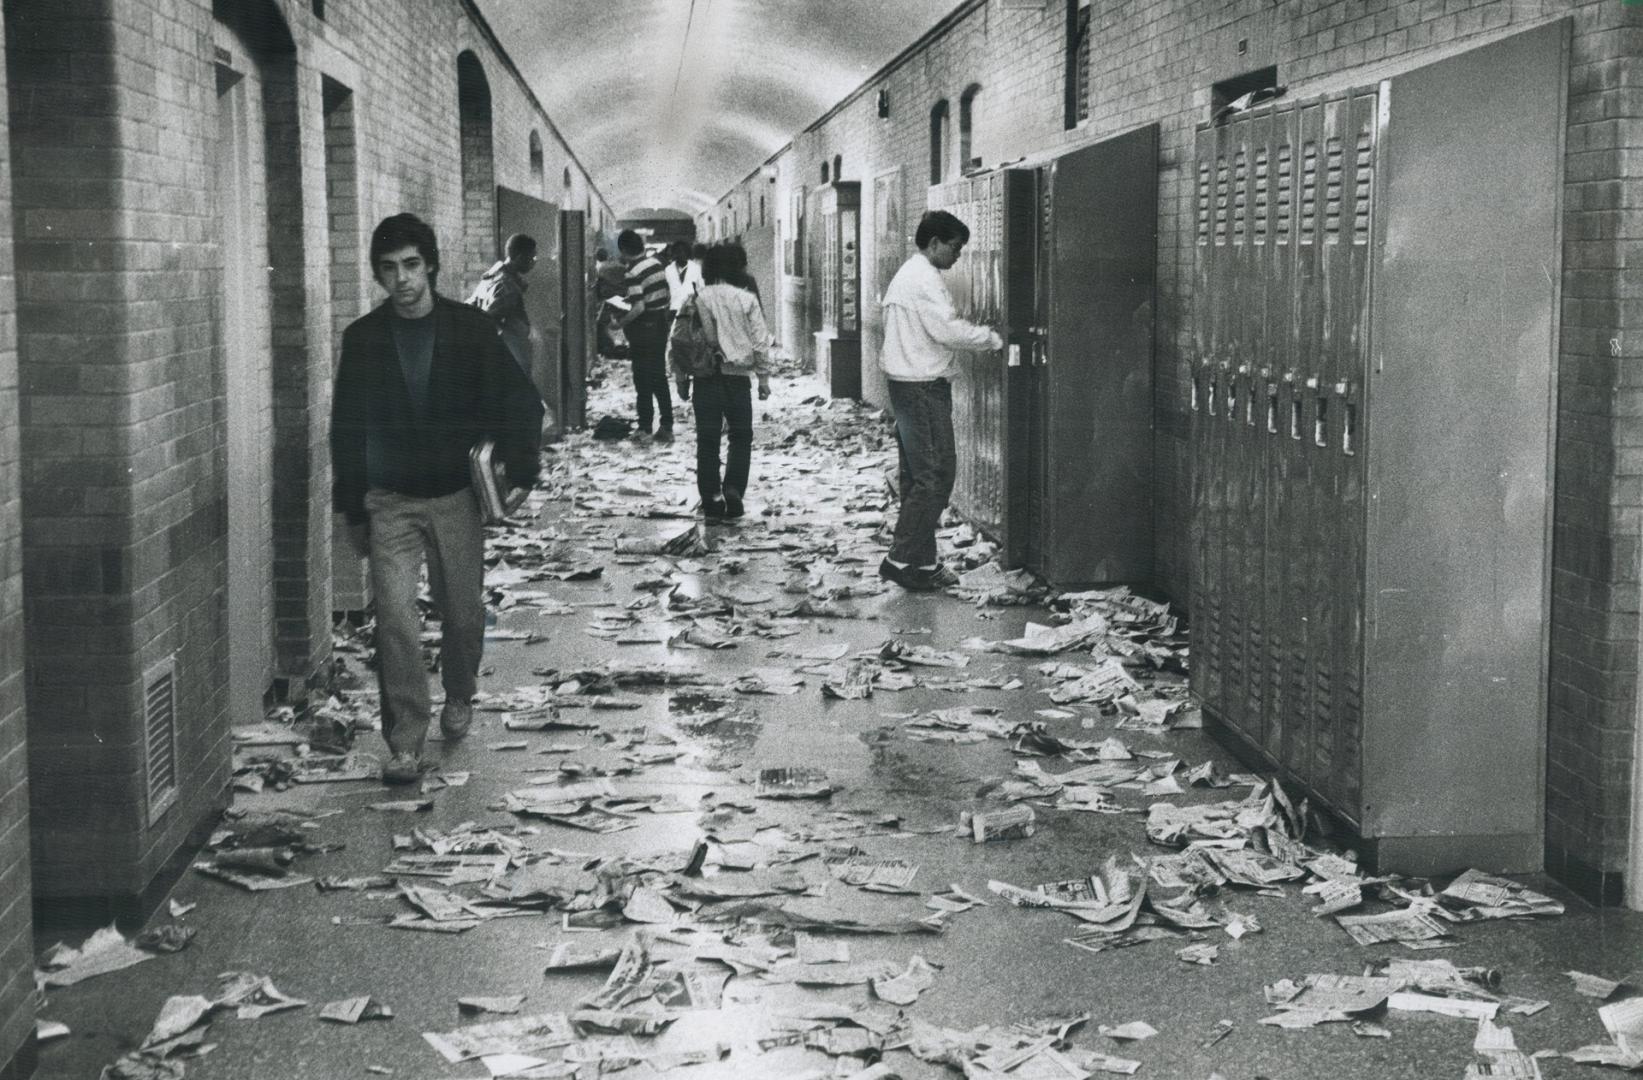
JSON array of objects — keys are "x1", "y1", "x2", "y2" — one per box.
[
  {"x1": 35, "y1": 924, "x2": 158, "y2": 988},
  {"x1": 872, "y1": 955, "x2": 939, "y2": 1006},
  {"x1": 1387, "y1": 991, "x2": 1499, "y2": 1020},
  {"x1": 1335, "y1": 906, "x2": 1451, "y2": 946},
  {"x1": 320, "y1": 997, "x2": 393, "y2": 1023},
  {"x1": 755, "y1": 767, "x2": 834, "y2": 800},
  {"x1": 422, "y1": 1013, "x2": 577, "y2": 1064}
]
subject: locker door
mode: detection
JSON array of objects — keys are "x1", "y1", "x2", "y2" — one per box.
[
  {"x1": 1206, "y1": 126, "x2": 1234, "y2": 722},
  {"x1": 1325, "y1": 91, "x2": 1377, "y2": 816},
  {"x1": 1217, "y1": 118, "x2": 1249, "y2": 736},
  {"x1": 1267, "y1": 104, "x2": 1303, "y2": 767},
  {"x1": 559, "y1": 209, "x2": 588, "y2": 433},
  {"x1": 1024, "y1": 168, "x2": 1051, "y2": 573},
  {"x1": 1291, "y1": 97, "x2": 1327, "y2": 788},
  {"x1": 1189, "y1": 127, "x2": 1223, "y2": 719},
  {"x1": 1233, "y1": 113, "x2": 1268, "y2": 742},
  {"x1": 1038, "y1": 123, "x2": 1158, "y2": 585},
  {"x1": 1247, "y1": 107, "x2": 1277, "y2": 749}
]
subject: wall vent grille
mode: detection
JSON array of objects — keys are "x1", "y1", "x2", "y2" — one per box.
[{"x1": 144, "y1": 656, "x2": 178, "y2": 826}]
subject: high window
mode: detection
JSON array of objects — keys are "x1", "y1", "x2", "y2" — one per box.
[
  {"x1": 930, "y1": 99, "x2": 949, "y2": 184},
  {"x1": 1065, "y1": 1, "x2": 1091, "y2": 129},
  {"x1": 959, "y1": 84, "x2": 981, "y2": 173}
]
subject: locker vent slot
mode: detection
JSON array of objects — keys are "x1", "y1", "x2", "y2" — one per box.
[
  {"x1": 1290, "y1": 395, "x2": 1302, "y2": 439},
  {"x1": 1253, "y1": 147, "x2": 1269, "y2": 244},
  {"x1": 1314, "y1": 396, "x2": 1329, "y2": 447},
  {"x1": 1191, "y1": 369, "x2": 1200, "y2": 411},
  {"x1": 1353, "y1": 130, "x2": 1373, "y2": 244},
  {"x1": 1312, "y1": 664, "x2": 1333, "y2": 776},
  {"x1": 1208, "y1": 375, "x2": 1218, "y2": 416},
  {"x1": 1197, "y1": 161, "x2": 1211, "y2": 244},
  {"x1": 1232, "y1": 149, "x2": 1247, "y2": 244},
  {"x1": 1246, "y1": 378, "x2": 1256, "y2": 425},
  {"x1": 1276, "y1": 144, "x2": 1293, "y2": 244},
  {"x1": 1343, "y1": 401, "x2": 1356, "y2": 454},
  {"x1": 1324, "y1": 135, "x2": 1344, "y2": 242},
  {"x1": 1247, "y1": 622, "x2": 1264, "y2": 714},
  {"x1": 144, "y1": 656, "x2": 179, "y2": 826},
  {"x1": 1299, "y1": 141, "x2": 1318, "y2": 242},
  {"x1": 1266, "y1": 389, "x2": 1278, "y2": 433},
  {"x1": 1227, "y1": 376, "x2": 1238, "y2": 419},
  {"x1": 1215, "y1": 157, "x2": 1229, "y2": 245}
]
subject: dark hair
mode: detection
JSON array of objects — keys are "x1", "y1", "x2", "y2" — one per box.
[
  {"x1": 914, "y1": 209, "x2": 969, "y2": 251},
  {"x1": 703, "y1": 241, "x2": 760, "y2": 300},
  {"x1": 370, "y1": 213, "x2": 440, "y2": 284},
  {"x1": 691, "y1": 243, "x2": 708, "y2": 260},
  {"x1": 594, "y1": 247, "x2": 609, "y2": 261},
  {"x1": 701, "y1": 242, "x2": 736, "y2": 286},
  {"x1": 617, "y1": 229, "x2": 644, "y2": 256},
  {"x1": 667, "y1": 241, "x2": 690, "y2": 262},
  {"x1": 505, "y1": 233, "x2": 537, "y2": 259}
]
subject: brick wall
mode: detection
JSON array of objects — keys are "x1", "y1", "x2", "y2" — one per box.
[
  {"x1": 3, "y1": 0, "x2": 612, "y2": 902},
  {"x1": 0, "y1": 5, "x2": 28, "y2": 1074},
  {"x1": 716, "y1": 0, "x2": 1643, "y2": 900}
]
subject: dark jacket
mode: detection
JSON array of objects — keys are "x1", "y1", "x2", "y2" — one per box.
[{"x1": 330, "y1": 294, "x2": 543, "y2": 523}]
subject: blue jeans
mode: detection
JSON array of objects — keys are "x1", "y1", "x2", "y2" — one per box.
[
  {"x1": 887, "y1": 378, "x2": 955, "y2": 567},
  {"x1": 365, "y1": 488, "x2": 485, "y2": 756},
  {"x1": 692, "y1": 373, "x2": 753, "y2": 499}
]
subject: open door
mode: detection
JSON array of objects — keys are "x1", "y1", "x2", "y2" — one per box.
[
  {"x1": 495, "y1": 186, "x2": 561, "y2": 421},
  {"x1": 1033, "y1": 124, "x2": 1158, "y2": 584},
  {"x1": 558, "y1": 209, "x2": 588, "y2": 433}
]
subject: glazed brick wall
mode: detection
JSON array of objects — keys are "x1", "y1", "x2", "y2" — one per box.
[
  {"x1": 721, "y1": 0, "x2": 1642, "y2": 895},
  {"x1": 0, "y1": 7, "x2": 28, "y2": 1074},
  {"x1": 7, "y1": 0, "x2": 232, "y2": 899},
  {"x1": 4, "y1": 0, "x2": 611, "y2": 905}
]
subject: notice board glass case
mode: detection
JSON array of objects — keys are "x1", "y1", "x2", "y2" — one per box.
[{"x1": 815, "y1": 181, "x2": 861, "y2": 399}]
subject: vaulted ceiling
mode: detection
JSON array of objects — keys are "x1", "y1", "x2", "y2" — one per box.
[{"x1": 473, "y1": 0, "x2": 964, "y2": 218}]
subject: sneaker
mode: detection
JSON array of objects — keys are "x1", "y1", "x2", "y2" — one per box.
[
  {"x1": 922, "y1": 563, "x2": 961, "y2": 588},
  {"x1": 878, "y1": 557, "x2": 938, "y2": 592},
  {"x1": 722, "y1": 489, "x2": 744, "y2": 518},
  {"x1": 439, "y1": 699, "x2": 473, "y2": 740},
  {"x1": 653, "y1": 427, "x2": 674, "y2": 444},
  {"x1": 382, "y1": 751, "x2": 422, "y2": 785},
  {"x1": 702, "y1": 496, "x2": 727, "y2": 521}
]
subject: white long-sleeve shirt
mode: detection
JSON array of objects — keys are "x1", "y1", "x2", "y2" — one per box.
[
  {"x1": 879, "y1": 252, "x2": 1002, "y2": 381},
  {"x1": 692, "y1": 283, "x2": 772, "y2": 375}
]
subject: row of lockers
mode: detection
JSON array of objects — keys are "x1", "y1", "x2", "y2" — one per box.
[
  {"x1": 928, "y1": 126, "x2": 1157, "y2": 586},
  {"x1": 1188, "y1": 22, "x2": 1565, "y2": 873},
  {"x1": 1190, "y1": 87, "x2": 1378, "y2": 818}
]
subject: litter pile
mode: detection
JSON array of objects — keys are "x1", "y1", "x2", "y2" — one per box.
[{"x1": 33, "y1": 359, "x2": 1628, "y2": 1080}]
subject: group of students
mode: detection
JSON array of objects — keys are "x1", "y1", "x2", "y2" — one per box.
[
  {"x1": 332, "y1": 207, "x2": 1000, "y2": 783},
  {"x1": 597, "y1": 230, "x2": 773, "y2": 521}
]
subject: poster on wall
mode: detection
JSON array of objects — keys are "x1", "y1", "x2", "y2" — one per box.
[{"x1": 873, "y1": 167, "x2": 904, "y2": 305}]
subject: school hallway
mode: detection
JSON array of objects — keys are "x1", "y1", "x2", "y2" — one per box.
[{"x1": 26, "y1": 363, "x2": 1643, "y2": 1080}]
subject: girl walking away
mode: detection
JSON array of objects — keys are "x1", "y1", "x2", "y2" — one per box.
[{"x1": 670, "y1": 241, "x2": 772, "y2": 520}]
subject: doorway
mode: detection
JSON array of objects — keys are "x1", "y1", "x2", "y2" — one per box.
[{"x1": 215, "y1": 56, "x2": 274, "y2": 724}]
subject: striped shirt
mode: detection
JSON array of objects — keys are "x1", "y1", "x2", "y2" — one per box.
[{"x1": 624, "y1": 255, "x2": 670, "y2": 321}]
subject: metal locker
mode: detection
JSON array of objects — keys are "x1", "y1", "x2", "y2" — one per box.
[
  {"x1": 1191, "y1": 21, "x2": 1566, "y2": 874},
  {"x1": 1189, "y1": 128, "x2": 1223, "y2": 717},
  {"x1": 928, "y1": 170, "x2": 1035, "y2": 562},
  {"x1": 1266, "y1": 103, "x2": 1304, "y2": 770}
]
